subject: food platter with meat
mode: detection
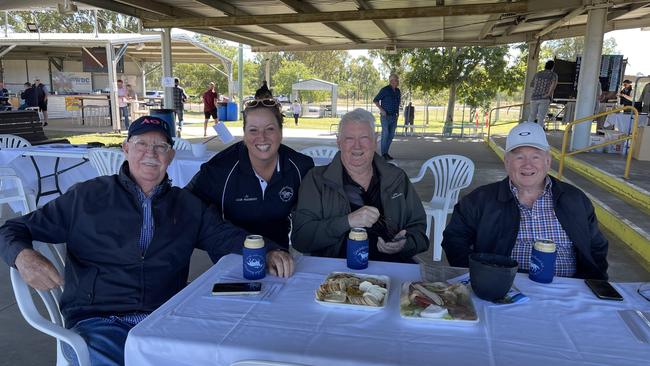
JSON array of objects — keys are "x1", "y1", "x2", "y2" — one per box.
[{"x1": 400, "y1": 281, "x2": 479, "y2": 324}]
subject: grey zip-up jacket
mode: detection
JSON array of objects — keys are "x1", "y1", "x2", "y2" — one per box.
[{"x1": 291, "y1": 152, "x2": 428, "y2": 262}]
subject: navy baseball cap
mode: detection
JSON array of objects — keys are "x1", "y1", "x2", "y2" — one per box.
[{"x1": 127, "y1": 116, "x2": 173, "y2": 145}]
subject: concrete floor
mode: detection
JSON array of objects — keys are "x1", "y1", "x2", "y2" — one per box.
[{"x1": 0, "y1": 119, "x2": 648, "y2": 365}]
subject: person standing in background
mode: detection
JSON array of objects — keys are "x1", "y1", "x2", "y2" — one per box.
[
  {"x1": 202, "y1": 82, "x2": 219, "y2": 137},
  {"x1": 19, "y1": 82, "x2": 33, "y2": 110},
  {"x1": 126, "y1": 84, "x2": 137, "y2": 122},
  {"x1": 173, "y1": 78, "x2": 188, "y2": 136},
  {"x1": 33, "y1": 78, "x2": 49, "y2": 126},
  {"x1": 373, "y1": 74, "x2": 401, "y2": 160},
  {"x1": 117, "y1": 80, "x2": 130, "y2": 129},
  {"x1": 617, "y1": 79, "x2": 634, "y2": 107},
  {"x1": 292, "y1": 99, "x2": 302, "y2": 126},
  {"x1": 528, "y1": 60, "x2": 558, "y2": 128},
  {"x1": 0, "y1": 82, "x2": 10, "y2": 111}
]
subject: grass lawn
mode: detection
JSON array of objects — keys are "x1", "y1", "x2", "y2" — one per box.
[{"x1": 45, "y1": 108, "x2": 571, "y2": 146}]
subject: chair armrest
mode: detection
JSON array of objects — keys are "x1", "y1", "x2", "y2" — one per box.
[{"x1": 10, "y1": 268, "x2": 91, "y2": 366}]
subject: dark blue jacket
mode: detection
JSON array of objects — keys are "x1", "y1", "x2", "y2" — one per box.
[
  {"x1": 0, "y1": 164, "x2": 252, "y2": 327},
  {"x1": 442, "y1": 177, "x2": 608, "y2": 280},
  {"x1": 187, "y1": 142, "x2": 314, "y2": 248}
]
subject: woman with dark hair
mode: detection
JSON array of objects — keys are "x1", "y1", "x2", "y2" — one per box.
[{"x1": 186, "y1": 99, "x2": 314, "y2": 251}]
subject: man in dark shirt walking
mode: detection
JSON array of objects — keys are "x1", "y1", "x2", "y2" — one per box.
[
  {"x1": 373, "y1": 74, "x2": 401, "y2": 160},
  {"x1": 172, "y1": 78, "x2": 188, "y2": 136}
]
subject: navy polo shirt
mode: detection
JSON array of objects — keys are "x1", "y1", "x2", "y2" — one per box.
[
  {"x1": 186, "y1": 142, "x2": 314, "y2": 247},
  {"x1": 373, "y1": 85, "x2": 401, "y2": 115}
]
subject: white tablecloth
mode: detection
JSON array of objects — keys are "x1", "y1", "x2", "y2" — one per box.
[
  {"x1": 0, "y1": 145, "x2": 214, "y2": 205},
  {"x1": 125, "y1": 254, "x2": 650, "y2": 366},
  {"x1": 604, "y1": 113, "x2": 649, "y2": 133}
]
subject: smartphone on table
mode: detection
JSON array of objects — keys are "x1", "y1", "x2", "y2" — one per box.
[
  {"x1": 211, "y1": 282, "x2": 262, "y2": 296},
  {"x1": 585, "y1": 279, "x2": 624, "y2": 301}
]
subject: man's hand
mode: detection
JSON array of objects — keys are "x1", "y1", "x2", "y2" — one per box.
[
  {"x1": 266, "y1": 250, "x2": 294, "y2": 278},
  {"x1": 377, "y1": 230, "x2": 407, "y2": 255},
  {"x1": 348, "y1": 206, "x2": 380, "y2": 228},
  {"x1": 14, "y1": 249, "x2": 63, "y2": 290},
  {"x1": 379, "y1": 108, "x2": 387, "y2": 116}
]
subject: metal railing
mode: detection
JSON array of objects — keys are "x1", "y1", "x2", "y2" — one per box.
[
  {"x1": 486, "y1": 102, "x2": 528, "y2": 141},
  {"x1": 558, "y1": 106, "x2": 639, "y2": 180}
]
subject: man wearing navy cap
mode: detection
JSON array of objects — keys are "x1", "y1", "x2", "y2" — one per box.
[
  {"x1": 0, "y1": 115, "x2": 293, "y2": 366},
  {"x1": 442, "y1": 122, "x2": 608, "y2": 280}
]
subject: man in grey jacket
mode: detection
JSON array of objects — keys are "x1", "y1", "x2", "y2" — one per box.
[{"x1": 291, "y1": 108, "x2": 428, "y2": 263}]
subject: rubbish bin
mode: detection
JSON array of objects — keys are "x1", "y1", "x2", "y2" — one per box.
[
  {"x1": 149, "y1": 109, "x2": 176, "y2": 134},
  {"x1": 226, "y1": 102, "x2": 239, "y2": 121},
  {"x1": 217, "y1": 102, "x2": 228, "y2": 122}
]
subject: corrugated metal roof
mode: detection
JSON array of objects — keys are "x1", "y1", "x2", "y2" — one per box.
[{"x1": 6, "y1": 1, "x2": 650, "y2": 51}]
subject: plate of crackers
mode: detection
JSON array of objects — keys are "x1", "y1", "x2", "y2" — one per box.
[{"x1": 315, "y1": 272, "x2": 390, "y2": 310}]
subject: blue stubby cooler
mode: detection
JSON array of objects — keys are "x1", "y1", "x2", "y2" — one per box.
[
  {"x1": 529, "y1": 239, "x2": 557, "y2": 283},
  {"x1": 226, "y1": 101, "x2": 239, "y2": 121},
  {"x1": 149, "y1": 108, "x2": 176, "y2": 133},
  {"x1": 347, "y1": 228, "x2": 369, "y2": 270},
  {"x1": 217, "y1": 102, "x2": 228, "y2": 121},
  {"x1": 243, "y1": 235, "x2": 266, "y2": 280}
]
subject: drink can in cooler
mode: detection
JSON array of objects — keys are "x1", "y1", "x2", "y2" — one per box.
[
  {"x1": 529, "y1": 239, "x2": 557, "y2": 283},
  {"x1": 347, "y1": 228, "x2": 369, "y2": 270},
  {"x1": 243, "y1": 235, "x2": 266, "y2": 280}
]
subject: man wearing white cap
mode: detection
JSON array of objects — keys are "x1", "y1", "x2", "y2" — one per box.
[{"x1": 442, "y1": 122, "x2": 608, "y2": 279}]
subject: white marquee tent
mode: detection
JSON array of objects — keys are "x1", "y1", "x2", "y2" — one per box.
[{"x1": 291, "y1": 78, "x2": 338, "y2": 117}]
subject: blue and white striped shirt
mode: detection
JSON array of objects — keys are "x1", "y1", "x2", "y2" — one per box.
[{"x1": 510, "y1": 178, "x2": 577, "y2": 277}]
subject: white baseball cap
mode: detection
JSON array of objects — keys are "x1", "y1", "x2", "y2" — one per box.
[{"x1": 505, "y1": 122, "x2": 550, "y2": 152}]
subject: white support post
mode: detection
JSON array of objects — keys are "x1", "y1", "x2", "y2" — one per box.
[
  {"x1": 161, "y1": 28, "x2": 173, "y2": 110},
  {"x1": 571, "y1": 7, "x2": 606, "y2": 150},
  {"x1": 105, "y1": 43, "x2": 120, "y2": 131},
  {"x1": 238, "y1": 43, "x2": 244, "y2": 114},
  {"x1": 521, "y1": 40, "x2": 539, "y2": 122}
]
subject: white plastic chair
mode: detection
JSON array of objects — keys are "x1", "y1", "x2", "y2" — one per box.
[
  {"x1": 10, "y1": 242, "x2": 91, "y2": 366},
  {"x1": 0, "y1": 167, "x2": 34, "y2": 216},
  {"x1": 172, "y1": 137, "x2": 192, "y2": 151},
  {"x1": 230, "y1": 360, "x2": 310, "y2": 366},
  {"x1": 88, "y1": 148, "x2": 125, "y2": 176},
  {"x1": 410, "y1": 155, "x2": 475, "y2": 261},
  {"x1": 299, "y1": 146, "x2": 338, "y2": 166},
  {"x1": 0, "y1": 134, "x2": 31, "y2": 149}
]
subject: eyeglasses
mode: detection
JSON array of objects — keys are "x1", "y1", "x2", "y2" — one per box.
[
  {"x1": 639, "y1": 283, "x2": 650, "y2": 302},
  {"x1": 244, "y1": 99, "x2": 281, "y2": 109},
  {"x1": 130, "y1": 139, "x2": 171, "y2": 154}
]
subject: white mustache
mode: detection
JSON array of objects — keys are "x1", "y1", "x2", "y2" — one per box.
[{"x1": 141, "y1": 158, "x2": 161, "y2": 166}]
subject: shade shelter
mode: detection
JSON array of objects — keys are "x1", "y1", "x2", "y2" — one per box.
[
  {"x1": 0, "y1": 32, "x2": 233, "y2": 130},
  {"x1": 291, "y1": 78, "x2": 338, "y2": 117}
]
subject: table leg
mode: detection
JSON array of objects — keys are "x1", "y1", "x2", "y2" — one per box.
[
  {"x1": 29, "y1": 156, "x2": 89, "y2": 206},
  {"x1": 81, "y1": 99, "x2": 85, "y2": 125}
]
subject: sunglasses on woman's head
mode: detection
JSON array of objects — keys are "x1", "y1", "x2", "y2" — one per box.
[{"x1": 245, "y1": 99, "x2": 281, "y2": 109}]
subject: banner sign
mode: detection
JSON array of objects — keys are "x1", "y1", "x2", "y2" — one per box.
[{"x1": 53, "y1": 72, "x2": 93, "y2": 94}]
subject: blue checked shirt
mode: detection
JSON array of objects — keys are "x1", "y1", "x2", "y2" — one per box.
[
  {"x1": 373, "y1": 85, "x2": 401, "y2": 115},
  {"x1": 510, "y1": 178, "x2": 577, "y2": 277},
  {"x1": 100, "y1": 184, "x2": 164, "y2": 326}
]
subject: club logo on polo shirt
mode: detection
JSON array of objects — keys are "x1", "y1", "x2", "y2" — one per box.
[
  {"x1": 278, "y1": 186, "x2": 294, "y2": 202},
  {"x1": 235, "y1": 194, "x2": 258, "y2": 202}
]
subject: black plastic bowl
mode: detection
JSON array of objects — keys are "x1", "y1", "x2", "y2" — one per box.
[{"x1": 469, "y1": 253, "x2": 519, "y2": 301}]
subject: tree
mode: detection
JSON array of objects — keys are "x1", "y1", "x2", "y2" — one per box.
[
  {"x1": 273, "y1": 60, "x2": 314, "y2": 97},
  {"x1": 406, "y1": 46, "x2": 520, "y2": 134},
  {"x1": 540, "y1": 36, "x2": 619, "y2": 61},
  {"x1": 346, "y1": 56, "x2": 382, "y2": 106},
  {"x1": 368, "y1": 49, "x2": 411, "y2": 78},
  {"x1": 284, "y1": 51, "x2": 349, "y2": 85},
  {"x1": 7, "y1": 10, "x2": 138, "y2": 33}
]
